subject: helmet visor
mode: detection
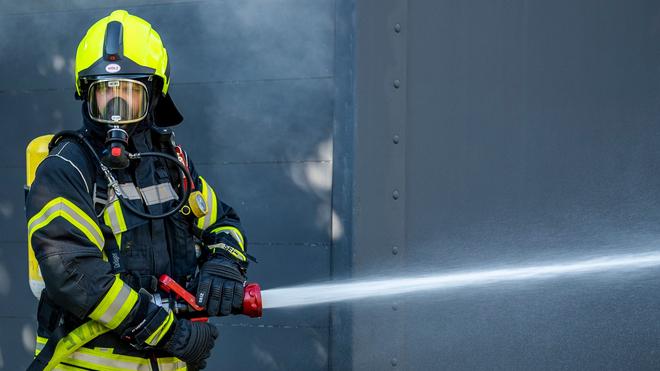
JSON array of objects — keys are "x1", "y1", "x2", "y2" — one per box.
[{"x1": 88, "y1": 79, "x2": 149, "y2": 124}]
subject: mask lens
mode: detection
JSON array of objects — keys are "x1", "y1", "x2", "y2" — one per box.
[{"x1": 88, "y1": 79, "x2": 148, "y2": 124}]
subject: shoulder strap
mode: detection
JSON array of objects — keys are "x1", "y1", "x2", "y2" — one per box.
[
  {"x1": 151, "y1": 127, "x2": 194, "y2": 190},
  {"x1": 48, "y1": 129, "x2": 86, "y2": 152}
]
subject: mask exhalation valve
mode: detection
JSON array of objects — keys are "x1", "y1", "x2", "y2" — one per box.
[{"x1": 102, "y1": 126, "x2": 130, "y2": 169}]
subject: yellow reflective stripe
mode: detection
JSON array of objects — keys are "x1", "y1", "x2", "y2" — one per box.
[
  {"x1": 145, "y1": 311, "x2": 175, "y2": 346},
  {"x1": 88, "y1": 277, "x2": 138, "y2": 329},
  {"x1": 209, "y1": 242, "x2": 247, "y2": 262},
  {"x1": 157, "y1": 357, "x2": 188, "y2": 371},
  {"x1": 53, "y1": 364, "x2": 93, "y2": 371},
  {"x1": 196, "y1": 176, "x2": 217, "y2": 230},
  {"x1": 62, "y1": 347, "x2": 150, "y2": 371},
  {"x1": 103, "y1": 199, "x2": 127, "y2": 234},
  {"x1": 37, "y1": 337, "x2": 186, "y2": 370},
  {"x1": 50, "y1": 347, "x2": 182, "y2": 371},
  {"x1": 35, "y1": 336, "x2": 48, "y2": 356},
  {"x1": 210, "y1": 225, "x2": 245, "y2": 250},
  {"x1": 45, "y1": 321, "x2": 111, "y2": 371},
  {"x1": 226, "y1": 246, "x2": 246, "y2": 262},
  {"x1": 103, "y1": 200, "x2": 126, "y2": 248},
  {"x1": 28, "y1": 197, "x2": 104, "y2": 251}
]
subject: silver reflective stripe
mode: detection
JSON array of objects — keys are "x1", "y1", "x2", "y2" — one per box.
[
  {"x1": 222, "y1": 228, "x2": 244, "y2": 248},
  {"x1": 97, "y1": 283, "x2": 132, "y2": 325},
  {"x1": 158, "y1": 358, "x2": 187, "y2": 371},
  {"x1": 104, "y1": 200, "x2": 124, "y2": 234},
  {"x1": 198, "y1": 178, "x2": 216, "y2": 230},
  {"x1": 36, "y1": 341, "x2": 45, "y2": 352},
  {"x1": 140, "y1": 183, "x2": 179, "y2": 205},
  {"x1": 28, "y1": 202, "x2": 103, "y2": 249},
  {"x1": 118, "y1": 183, "x2": 141, "y2": 200},
  {"x1": 66, "y1": 350, "x2": 151, "y2": 370},
  {"x1": 102, "y1": 183, "x2": 178, "y2": 207}
]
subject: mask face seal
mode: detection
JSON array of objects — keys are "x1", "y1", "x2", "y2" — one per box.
[{"x1": 87, "y1": 78, "x2": 149, "y2": 124}]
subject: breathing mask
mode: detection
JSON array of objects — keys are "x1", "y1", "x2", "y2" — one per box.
[{"x1": 84, "y1": 76, "x2": 153, "y2": 169}]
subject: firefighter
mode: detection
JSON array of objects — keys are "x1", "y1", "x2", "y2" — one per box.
[{"x1": 26, "y1": 9, "x2": 249, "y2": 370}]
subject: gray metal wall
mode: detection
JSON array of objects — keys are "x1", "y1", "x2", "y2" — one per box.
[
  {"x1": 0, "y1": 1, "x2": 350, "y2": 369},
  {"x1": 353, "y1": 0, "x2": 660, "y2": 370}
]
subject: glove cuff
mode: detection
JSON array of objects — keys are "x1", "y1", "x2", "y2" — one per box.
[
  {"x1": 162, "y1": 319, "x2": 219, "y2": 364},
  {"x1": 202, "y1": 226, "x2": 248, "y2": 266},
  {"x1": 207, "y1": 242, "x2": 248, "y2": 266},
  {"x1": 121, "y1": 299, "x2": 175, "y2": 349},
  {"x1": 203, "y1": 256, "x2": 246, "y2": 282}
]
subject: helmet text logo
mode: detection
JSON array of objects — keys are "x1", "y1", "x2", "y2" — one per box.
[{"x1": 105, "y1": 64, "x2": 121, "y2": 73}]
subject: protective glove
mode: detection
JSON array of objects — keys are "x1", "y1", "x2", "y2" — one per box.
[
  {"x1": 195, "y1": 226, "x2": 248, "y2": 316},
  {"x1": 160, "y1": 318, "x2": 219, "y2": 369},
  {"x1": 195, "y1": 256, "x2": 246, "y2": 316}
]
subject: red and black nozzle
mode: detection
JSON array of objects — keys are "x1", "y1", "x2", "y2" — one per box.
[
  {"x1": 242, "y1": 283, "x2": 262, "y2": 318},
  {"x1": 158, "y1": 275, "x2": 262, "y2": 318}
]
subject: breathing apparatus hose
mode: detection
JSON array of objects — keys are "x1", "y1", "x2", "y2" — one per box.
[
  {"x1": 52, "y1": 130, "x2": 193, "y2": 220},
  {"x1": 123, "y1": 151, "x2": 192, "y2": 219}
]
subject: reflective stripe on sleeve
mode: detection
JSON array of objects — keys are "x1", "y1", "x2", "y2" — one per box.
[
  {"x1": 35, "y1": 336, "x2": 47, "y2": 355},
  {"x1": 28, "y1": 197, "x2": 105, "y2": 251},
  {"x1": 88, "y1": 277, "x2": 138, "y2": 330},
  {"x1": 145, "y1": 311, "x2": 175, "y2": 346},
  {"x1": 210, "y1": 225, "x2": 245, "y2": 251},
  {"x1": 196, "y1": 176, "x2": 218, "y2": 230}
]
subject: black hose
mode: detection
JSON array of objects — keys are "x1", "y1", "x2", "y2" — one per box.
[
  {"x1": 122, "y1": 151, "x2": 192, "y2": 219},
  {"x1": 52, "y1": 131, "x2": 193, "y2": 220}
]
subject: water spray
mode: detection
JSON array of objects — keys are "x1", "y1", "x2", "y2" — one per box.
[{"x1": 260, "y1": 251, "x2": 660, "y2": 310}]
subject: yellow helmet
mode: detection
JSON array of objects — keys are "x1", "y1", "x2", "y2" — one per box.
[{"x1": 75, "y1": 10, "x2": 182, "y2": 126}]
